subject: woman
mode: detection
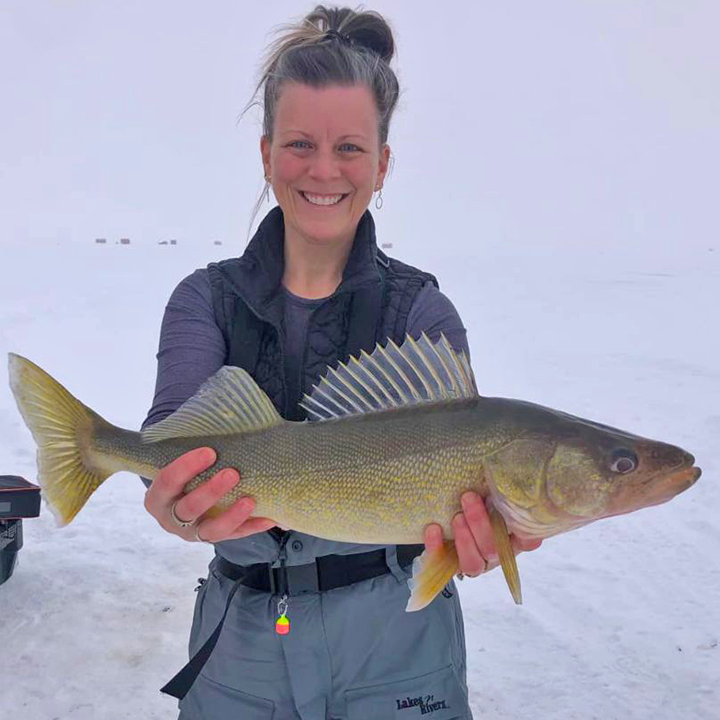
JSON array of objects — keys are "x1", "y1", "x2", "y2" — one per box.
[{"x1": 142, "y1": 6, "x2": 540, "y2": 719}]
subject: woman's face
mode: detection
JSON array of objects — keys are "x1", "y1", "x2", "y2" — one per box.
[{"x1": 260, "y1": 82, "x2": 390, "y2": 246}]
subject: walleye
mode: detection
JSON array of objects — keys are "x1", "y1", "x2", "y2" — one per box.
[{"x1": 8, "y1": 334, "x2": 700, "y2": 611}]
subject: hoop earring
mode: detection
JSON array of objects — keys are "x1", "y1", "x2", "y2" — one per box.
[{"x1": 375, "y1": 188, "x2": 383, "y2": 210}]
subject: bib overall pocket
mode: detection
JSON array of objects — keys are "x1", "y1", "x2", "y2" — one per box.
[
  {"x1": 345, "y1": 664, "x2": 469, "y2": 720},
  {"x1": 179, "y1": 672, "x2": 276, "y2": 719}
]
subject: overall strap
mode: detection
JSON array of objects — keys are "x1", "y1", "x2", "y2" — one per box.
[{"x1": 159, "y1": 574, "x2": 246, "y2": 700}]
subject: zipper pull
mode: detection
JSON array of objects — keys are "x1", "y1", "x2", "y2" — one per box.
[{"x1": 276, "y1": 595, "x2": 290, "y2": 635}]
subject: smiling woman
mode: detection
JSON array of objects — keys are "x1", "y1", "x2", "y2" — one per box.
[
  {"x1": 137, "y1": 5, "x2": 524, "y2": 720},
  {"x1": 261, "y1": 83, "x2": 390, "y2": 294}
]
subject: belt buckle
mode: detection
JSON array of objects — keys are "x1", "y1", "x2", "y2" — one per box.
[{"x1": 285, "y1": 562, "x2": 320, "y2": 596}]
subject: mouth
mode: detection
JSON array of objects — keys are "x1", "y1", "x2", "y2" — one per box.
[
  {"x1": 664, "y1": 464, "x2": 702, "y2": 492},
  {"x1": 608, "y1": 462, "x2": 702, "y2": 518},
  {"x1": 639, "y1": 464, "x2": 702, "y2": 510},
  {"x1": 298, "y1": 190, "x2": 350, "y2": 207}
]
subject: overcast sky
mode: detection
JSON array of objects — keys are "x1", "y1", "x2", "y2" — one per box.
[{"x1": 1, "y1": 0, "x2": 718, "y2": 258}]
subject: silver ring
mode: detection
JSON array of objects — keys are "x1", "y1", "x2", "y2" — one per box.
[
  {"x1": 170, "y1": 500, "x2": 195, "y2": 528},
  {"x1": 194, "y1": 525, "x2": 211, "y2": 544}
]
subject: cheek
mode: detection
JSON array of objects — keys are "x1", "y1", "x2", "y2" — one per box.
[
  {"x1": 546, "y1": 453, "x2": 611, "y2": 517},
  {"x1": 272, "y1": 153, "x2": 304, "y2": 182},
  {"x1": 349, "y1": 165, "x2": 377, "y2": 194}
]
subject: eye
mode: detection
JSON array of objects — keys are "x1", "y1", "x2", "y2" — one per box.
[
  {"x1": 339, "y1": 143, "x2": 360, "y2": 152},
  {"x1": 610, "y1": 449, "x2": 638, "y2": 474},
  {"x1": 288, "y1": 140, "x2": 311, "y2": 149}
]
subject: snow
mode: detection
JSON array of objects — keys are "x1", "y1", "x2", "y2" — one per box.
[{"x1": 1, "y1": 2, "x2": 718, "y2": 719}]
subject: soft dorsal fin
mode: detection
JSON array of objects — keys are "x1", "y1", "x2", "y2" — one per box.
[
  {"x1": 141, "y1": 366, "x2": 282, "y2": 443},
  {"x1": 300, "y1": 332, "x2": 477, "y2": 421}
]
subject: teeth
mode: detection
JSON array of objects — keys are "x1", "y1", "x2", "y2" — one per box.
[{"x1": 302, "y1": 192, "x2": 344, "y2": 206}]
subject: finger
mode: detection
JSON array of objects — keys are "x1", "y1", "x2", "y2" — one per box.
[
  {"x1": 452, "y1": 512, "x2": 487, "y2": 576},
  {"x1": 222, "y1": 517, "x2": 279, "y2": 541},
  {"x1": 512, "y1": 535, "x2": 542, "y2": 553},
  {"x1": 146, "y1": 447, "x2": 216, "y2": 510},
  {"x1": 460, "y1": 492, "x2": 498, "y2": 561},
  {"x1": 196, "y1": 495, "x2": 258, "y2": 542},
  {"x1": 423, "y1": 523, "x2": 444, "y2": 552},
  {"x1": 172, "y1": 468, "x2": 240, "y2": 526}
]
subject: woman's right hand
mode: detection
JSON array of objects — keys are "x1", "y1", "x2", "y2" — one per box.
[{"x1": 143, "y1": 447, "x2": 277, "y2": 543}]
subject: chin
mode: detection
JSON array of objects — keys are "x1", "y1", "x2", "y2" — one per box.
[{"x1": 296, "y1": 220, "x2": 354, "y2": 244}]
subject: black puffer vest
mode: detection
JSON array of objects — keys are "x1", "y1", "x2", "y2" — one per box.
[{"x1": 207, "y1": 206, "x2": 437, "y2": 421}]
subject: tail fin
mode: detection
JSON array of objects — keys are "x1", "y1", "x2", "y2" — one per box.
[{"x1": 8, "y1": 353, "x2": 113, "y2": 525}]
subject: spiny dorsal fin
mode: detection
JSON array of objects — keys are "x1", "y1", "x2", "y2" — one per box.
[
  {"x1": 141, "y1": 366, "x2": 282, "y2": 443},
  {"x1": 300, "y1": 332, "x2": 477, "y2": 421}
]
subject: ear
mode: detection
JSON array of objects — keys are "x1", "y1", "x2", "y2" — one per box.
[
  {"x1": 260, "y1": 135, "x2": 271, "y2": 179},
  {"x1": 376, "y1": 143, "x2": 390, "y2": 189}
]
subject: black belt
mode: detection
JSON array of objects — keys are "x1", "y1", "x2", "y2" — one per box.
[
  {"x1": 160, "y1": 544, "x2": 425, "y2": 701},
  {"x1": 217, "y1": 544, "x2": 424, "y2": 596}
]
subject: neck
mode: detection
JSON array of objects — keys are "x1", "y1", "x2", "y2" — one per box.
[{"x1": 282, "y1": 227, "x2": 355, "y2": 299}]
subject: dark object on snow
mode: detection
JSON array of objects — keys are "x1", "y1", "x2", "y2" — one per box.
[
  {"x1": 95, "y1": 238, "x2": 107, "y2": 244},
  {"x1": 119, "y1": 238, "x2": 130, "y2": 245},
  {"x1": 0, "y1": 476, "x2": 41, "y2": 586}
]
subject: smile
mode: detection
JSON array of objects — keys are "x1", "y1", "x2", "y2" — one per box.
[{"x1": 299, "y1": 191, "x2": 349, "y2": 206}]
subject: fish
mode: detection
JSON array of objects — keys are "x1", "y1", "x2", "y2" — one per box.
[{"x1": 7, "y1": 333, "x2": 701, "y2": 611}]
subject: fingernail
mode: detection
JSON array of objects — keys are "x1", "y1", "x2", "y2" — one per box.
[
  {"x1": 202, "y1": 447, "x2": 216, "y2": 463},
  {"x1": 452, "y1": 512, "x2": 468, "y2": 529},
  {"x1": 222, "y1": 469, "x2": 238, "y2": 484}
]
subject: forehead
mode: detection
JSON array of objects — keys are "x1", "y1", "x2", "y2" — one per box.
[{"x1": 273, "y1": 82, "x2": 379, "y2": 140}]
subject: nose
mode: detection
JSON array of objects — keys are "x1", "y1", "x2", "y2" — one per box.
[{"x1": 308, "y1": 146, "x2": 340, "y2": 181}]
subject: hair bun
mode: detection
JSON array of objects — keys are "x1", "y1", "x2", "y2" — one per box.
[
  {"x1": 306, "y1": 5, "x2": 395, "y2": 64},
  {"x1": 346, "y1": 25, "x2": 394, "y2": 63}
]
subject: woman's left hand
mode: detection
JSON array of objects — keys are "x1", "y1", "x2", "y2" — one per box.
[{"x1": 423, "y1": 491, "x2": 542, "y2": 577}]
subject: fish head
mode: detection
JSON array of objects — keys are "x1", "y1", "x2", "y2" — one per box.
[
  {"x1": 483, "y1": 401, "x2": 701, "y2": 538},
  {"x1": 546, "y1": 432, "x2": 700, "y2": 523}
]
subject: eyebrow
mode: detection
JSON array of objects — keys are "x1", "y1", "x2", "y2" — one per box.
[{"x1": 281, "y1": 130, "x2": 368, "y2": 141}]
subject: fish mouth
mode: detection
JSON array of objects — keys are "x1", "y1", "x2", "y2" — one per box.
[{"x1": 651, "y1": 464, "x2": 702, "y2": 503}]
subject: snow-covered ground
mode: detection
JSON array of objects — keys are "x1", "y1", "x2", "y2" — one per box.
[{"x1": 1, "y1": 236, "x2": 717, "y2": 719}]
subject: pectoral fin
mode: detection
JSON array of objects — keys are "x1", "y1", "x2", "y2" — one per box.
[
  {"x1": 406, "y1": 540, "x2": 459, "y2": 612},
  {"x1": 488, "y1": 505, "x2": 522, "y2": 604}
]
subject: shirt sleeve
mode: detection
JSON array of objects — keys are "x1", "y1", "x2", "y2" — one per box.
[
  {"x1": 139, "y1": 268, "x2": 226, "y2": 486},
  {"x1": 405, "y1": 281, "x2": 470, "y2": 360}
]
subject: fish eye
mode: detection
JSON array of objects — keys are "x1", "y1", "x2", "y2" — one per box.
[{"x1": 610, "y1": 449, "x2": 638, "y2": 474}]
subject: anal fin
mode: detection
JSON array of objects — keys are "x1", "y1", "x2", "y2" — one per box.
[{"x1": 406, "y1": 541, "x2": 459, "y2": 612}]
